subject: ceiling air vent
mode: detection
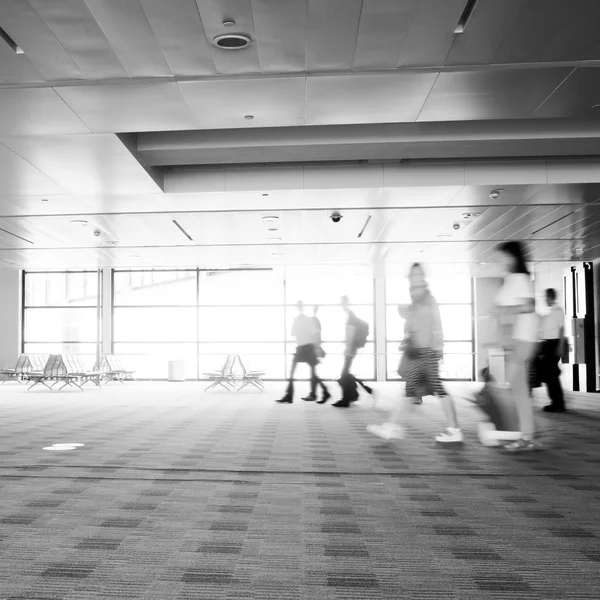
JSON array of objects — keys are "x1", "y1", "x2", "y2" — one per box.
[{"x1": 212, "y1": 34, "x2": 252, "y2": 50}]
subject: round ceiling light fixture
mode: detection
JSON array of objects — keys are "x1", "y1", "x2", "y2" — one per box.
[
  {"x1": 262, "y1": 216, "x2": 279, "y2": 222},
  {"x1": 462, "y1": 212, "x2": 481, "y2": 219},
  {"x1": 71, "y1": 219, "x2": 88, "y2": 226},
  {"x1": 244, "y1": 114, "x2": 254, "y2": 120},
  {"x1": 213, "y1": 33, "x2": 252, "y2": 50},
  {"x1": 437, "y1": 234, "x2": 453, "y2": 240},
  {"x1": 222, "y1": 20, "x2": 236, "y2": 27},
  {"x1": 268, "y1": 237, "x2": 283, "y2": 243}
]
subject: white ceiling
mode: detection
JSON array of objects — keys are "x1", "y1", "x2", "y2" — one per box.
[{"x1": 0, "y1": 0, "x2": 600, "y2": 269}]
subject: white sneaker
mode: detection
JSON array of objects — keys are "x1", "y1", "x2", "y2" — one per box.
[
  {"x1": 435, "y1": 427, "x2": 463, "y2": 443},
  {"x1": 367, "y1": 423, "x2": 404, "y2": 440}
]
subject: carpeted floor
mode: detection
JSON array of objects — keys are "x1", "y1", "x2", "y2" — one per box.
[{"x1": 0, "y1": 381, "x2": 599, "y2": 599}]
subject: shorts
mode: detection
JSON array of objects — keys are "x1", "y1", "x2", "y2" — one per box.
[{"x1": 294, "y1": 344, "x2": 318, "y2": 367}]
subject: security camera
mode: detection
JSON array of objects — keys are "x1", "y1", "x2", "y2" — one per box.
[
  {"x1": 453, "y1": 222, "x2": 460, "y2": 230},
  {"x1": 93, "y1": 229, "x2": 101, "y2": 237},
  {"x1": 330, "y1": 211, "x2": 343, "y2": 223}
]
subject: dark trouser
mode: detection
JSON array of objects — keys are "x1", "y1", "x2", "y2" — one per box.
[
  {"x1": 339, "y1": 355, "x2": 359, "y2": 401},
  {"x1": 285, "y1": 346, "x2": 327, "y2": 399},
  {"x1": 540, "y1": 339, "x2": 565, "y2": 410}
]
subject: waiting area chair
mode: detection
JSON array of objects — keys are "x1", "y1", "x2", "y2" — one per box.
[
  {"x1": 204, "y1": 354, "x2": 238, "y2": 391},
  {"x1": 236, "y1": 355, "x2": 265, "y2": 392},
  {"x1": 1, "y1": 355, "x2": 32, "y2": 384},
  {"x1": 27, "y1": 355, "x2": 82, "y2": 392},
  {"x1": 62, "y1": 354, "x2": 103, "y2": 388},
  {"x1": 99, "y1": 354, "x2": 136, "y2": 384}
]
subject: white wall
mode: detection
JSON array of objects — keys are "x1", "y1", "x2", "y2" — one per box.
[{"x1": 0, "y1": 269, "x2": 20, "y2": 376}]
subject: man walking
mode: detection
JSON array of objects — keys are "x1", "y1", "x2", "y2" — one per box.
[
  {"x1": 333, "y1": 296, "x2": 371, "y2": 407},
  {"x1": 539, "y1": 288, "x2": 566, "y2": 412},
  {"x1": 276, "y1": 301, "x2": 329, "y2": 404}
]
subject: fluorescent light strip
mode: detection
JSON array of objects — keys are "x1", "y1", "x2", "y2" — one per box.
[
  {"x1": 454, "y1": 0, "x2": 479, "y2": 34},
  {"x1": 172, "y1": 219, "x2": 193, "y2": 241},
  {"x1": 0, "y1": 26, "x2": 24, "y2": 54}
]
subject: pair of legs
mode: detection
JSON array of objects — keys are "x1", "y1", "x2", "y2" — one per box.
[
  {"x1": 279, "y1": 344, "x2": 328, "y2": 402},
  {"x1": 539, "y1": 339, "x2": 565, "y2": 411},
  {"x1": 506, "y1": 340, "x2": 538, "y2": 443},
  {"x1": 370, "y1": 349, "x2": 460, "y2": 441}
]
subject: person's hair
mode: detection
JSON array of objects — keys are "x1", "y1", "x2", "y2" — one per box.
[
  {"x1": 497, "y1": 241, "x2": 529, "y2": 274},
  {"x1": 409, "y1": 262, "x2": 425, "y2": 275},
  {"x1": 546, "y1": 288, "x2": 557, "y2": 301}
]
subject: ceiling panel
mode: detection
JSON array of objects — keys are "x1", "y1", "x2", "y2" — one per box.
[
  {"x1": 398, "y1": 0, "x2": 466, "y2": 66},
  {"x1": 306, "y1": 0, "x2": 362, "y2": 70},
  {"x1": 0, "y1": 143, "x2": 68, "y2": 197},
  {"x1": 0, "y1": 37, "x2": 45, "y2": 84},
  {"x1": 179, "y1": 78, "x2": 306, "y2": 129},
  {"x1": 0, "y1": 134, "x2": 162, "y2": 195},
  {"x1": 352, "y1": 0, "x2": 417, "y2": 69},
  {"x1": 252, "y1": 0, "x2": 307, "y2": 72},
  {"x1": 307, "y1": 73, "x2": 437, "y2": 125},
  {"x1": 417, "y1": 68, "x2": 573, "y2": 122},
  {"x1": 56, "y1": 83, "x2": 195, "y2": 133},
  {"x1": 0, "y1": 88, "x2": 89, "y2": 136},
  {"x1": 534, "y1": 68, "x2": 600, "y2": 119},
  {"x1": 194, "y1": 0, "x2": 261, "y2": 75},
  {"x1": 84, "y1": 0, "x2": 172, "y2": 77},
  {"x1": 138, "y1": 0, "x2": 216, "y2": 76},
  {"x1": 0, "y1": 0, "x2": 85, "y2": 81},
  {"x1": 27, "y1": 0, "x2": 129, "y2": 79}
]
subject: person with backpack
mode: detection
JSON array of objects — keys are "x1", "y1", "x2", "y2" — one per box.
[
  {"x1": 367, "y1": 263, "x2": 462, "y2": 442},
  {"x1": 333, "y1": 296, "x2": 372, "y2": 407},
  {"x1": 276, "y1": 301, "x2": 330, "y2": 404}
]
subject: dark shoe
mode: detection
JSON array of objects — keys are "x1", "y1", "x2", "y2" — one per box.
[
  {"x1": 302, "y1": 394, "x2": 316, "y2": 401},
  {"x1": 332, "y1": 400, "x2": 351, "y2": 408},
  {"x1": 276, "y1": 396, "x2": 293, "y2": 404},
  {"x1": 316, "y1": 390, "x2": 331, "y2": 404},
  {"x1": 543, "y1": 405, "x2": 565, "y2": 413},
  {"x1": 412, "y1": 398, "x2": 423, "y2": 405}
]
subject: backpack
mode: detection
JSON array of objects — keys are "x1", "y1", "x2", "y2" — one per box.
[{"x1": 354, "y1": 318, "x2": 369, "y2": 349}]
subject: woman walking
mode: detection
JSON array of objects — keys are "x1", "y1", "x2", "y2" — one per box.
[
  {"x1": 493, "y1": 241, "x2": 539, "y2": 451},
  {"x1": 368, "y1": 263, "x2": 462, "y2": 442}
]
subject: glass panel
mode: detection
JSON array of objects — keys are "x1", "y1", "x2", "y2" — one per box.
[
  {"x1": 113, "y1": 307, "x2": 197, "y2": 342},
  {"x1": 198, "y1": 271, "x2": 283, "y2": 305},
  {"x1": 285, "y1": 306, "x2": 373, "y2": 343},
  {"x1": 439, "y1": 305, "x2": 473, "y2": 340},
  {"x1": 25, "y1": 272, "x2": 98, "y2": 306},
  {"x1": 23, "y1": 343, "x2": 97, "y2": 369},
  {"x1": 113, "y1": 343, "x2": 197, "y2": 380},
  {"x1": 24, "y1": 308, "x2": 97, "y2": 342},
  {"x1": 386, "y1": 264, "x2": 472, "y2": 304},
  {"x1": 285, "y1": 267, "x2": 374, "y2": 305},
  {"x1": 113, "y1": 270, "x2": 197, "y2": 306},
  {"x1": 198, "y1": 307, "x2": 285, "y2": 342}
]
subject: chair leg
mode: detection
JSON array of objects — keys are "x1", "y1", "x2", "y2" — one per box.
[
  {"x1": 251, "y1": 380, "x2": 264, "y2": 391},
  {"x1": 236, "y1": 380, "x2": 250, "y2": 392},
  {"x1": 205, "y1": 381, "x2": 217, "y2": 391}
]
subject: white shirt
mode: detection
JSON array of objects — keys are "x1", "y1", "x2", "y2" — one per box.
[
  {"x1": 291, "y1": 314, "x2": 317, "y2": 346},
  {"x1": 540, "y1": 305, "x2": 565, "y2": 340},
  {"x1": 495, "y1": 273, "x2": 538, "y2": 342}
]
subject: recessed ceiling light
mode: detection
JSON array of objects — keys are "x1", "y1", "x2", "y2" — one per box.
[
  {"x1": 268, "y1": 237, "x2": 283, "y2": 243},
  {"x1": 262, "y1": 193, "x2": 269, "y2": 197},
  {"x1": 222, "y1": 20, "x2": 236, "y2": 27},
  {"x1": 268, "y1": 227, "x2": 278, "y2": 232},
  {"x1": 462, "y1": 212, "x2": 481, "y2": 219},
  {"x1": 437, "y1": 234, "x2": 453, "y2": 240},
  {"x1": 593, "y1": 104, "x2": 600, "y2": 109},
  {"x1": 106, "y1": 240, "x2": 119, "y2": 246},
  {"x1": 71, "y1": 219, "x2": 88, "y2": 226},
  {"x1": 213, "y1": 33, "x2": 252, "y2": 50},
  {"x1": 41, "y1": 198, "x2": 48, "y2": 202},
  {"x1": 244, "y1": 114, "x2": 254, "y2": 120},
  {"x1": 262, "y1": 216, "x2": 279, "y2": 222}
]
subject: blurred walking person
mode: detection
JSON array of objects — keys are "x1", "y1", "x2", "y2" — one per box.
[
  {"x1": 333, "y1": 296, "x2": 371, "y2": 407},
  {"x1": 276, "y1": 301, "x2": 329, "y2": 404},
  {"x1": 493, "y1": 241, "x2": 539, "y2": 451},
  {"x1": 539, "y1": 288, "x2": 566, "y2": 413},
  {"x1": 368, "y1": 263, "x2": 462, "y2": 442},
  {"x1": 311, "y1": 306, "x2": 332, "y2": 404}
]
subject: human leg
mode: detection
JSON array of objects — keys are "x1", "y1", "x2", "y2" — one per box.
[
  {"x1": 505, "y1": 341, "x2": 537, "y2": 444},
  {"x1": 277, "y1": 356, "x2": 298, "y2": 403}
]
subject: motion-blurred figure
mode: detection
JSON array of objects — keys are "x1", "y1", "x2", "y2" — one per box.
[
  {"x1": 368, "y1": 263, "x2": 462, "y2": 442},
  {"x1": 276, "y1": 301, "x2": 329, "y2": 404},
  {"x1": 333, "y1": 296, "x2": 372, "y2": 407},
  {"x1": 493, "y1": 242, "x2": 539, "y2": 451}
]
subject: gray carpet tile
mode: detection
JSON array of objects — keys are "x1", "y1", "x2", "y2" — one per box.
[{"x1": 0, "y1": 382, "x2": 599, "y2": 599}]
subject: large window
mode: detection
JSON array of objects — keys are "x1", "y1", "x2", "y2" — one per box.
[
  {"x1": 385, "y1": 265, "x2": 474, "y2": 380},
  {"x1": 22, "y1": 271, "x2": 100, "y2": 368}
]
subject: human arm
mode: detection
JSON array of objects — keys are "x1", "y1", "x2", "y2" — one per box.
[{"x1": 429, "y1": 297, "x2": 444, "y2": 357}]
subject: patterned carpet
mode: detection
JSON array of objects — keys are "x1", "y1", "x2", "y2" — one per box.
[{"x1": 0, "y1": 381, "x2": 599, "y2": 599}]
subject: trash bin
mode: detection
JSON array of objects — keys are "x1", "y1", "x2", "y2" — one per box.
[{"x1": 168, "y1": 360, "x2": 185, "y2": 382}]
